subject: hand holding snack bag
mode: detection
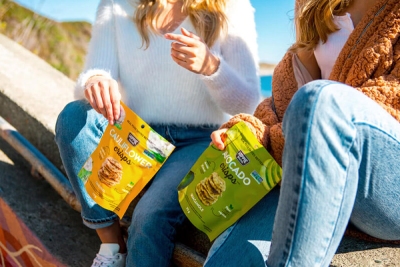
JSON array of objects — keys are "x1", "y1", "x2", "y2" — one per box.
[
  {"x1": 78, "y1": 101, "x2": 175, "y2": 218},
  {"x1": 178, "y1": 121, "x2": 281, "y2": 241}
]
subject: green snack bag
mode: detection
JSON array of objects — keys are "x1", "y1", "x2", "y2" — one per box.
[{"x1": 177, "y1": 121, "x2": 282, "y2": 241}]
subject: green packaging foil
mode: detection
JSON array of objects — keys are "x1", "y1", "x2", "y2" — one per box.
[{"x1": 177, "y1": 121, "x2": 282, "y2": 241}]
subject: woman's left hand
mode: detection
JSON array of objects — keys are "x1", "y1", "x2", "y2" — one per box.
[{"x1": 165, "y1": 27, "x2": 220, "y2": 76}]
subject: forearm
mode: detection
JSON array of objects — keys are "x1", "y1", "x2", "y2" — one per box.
[{"x1": 201, "y1": 0, "x2": 260, "y2": 115}]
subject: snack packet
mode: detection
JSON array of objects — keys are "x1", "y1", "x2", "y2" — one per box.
[
  {"x1": 78, "y1": 101, "x2": 175, "y2": 218},
  {"x1": 177, "y1": 121, "x2": 281, "y2": 241}
]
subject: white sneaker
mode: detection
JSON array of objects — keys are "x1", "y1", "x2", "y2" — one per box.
[{"x1": 91, "y1": 243, "x2": 127, "y2": 267}]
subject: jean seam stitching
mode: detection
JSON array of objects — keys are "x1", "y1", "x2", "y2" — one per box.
[
  {"x1": 354, "y1": 122, "x2": 400, "y2": 144},
  {"x1": 319, "y1": 132, "x2": 357, "y2": 265},
  {"x1": 282, "y1": 81, "x2": 332, "y2": 266},
  {"x1": 82, "y1": 214, "x2": 118, "y2": 224}
]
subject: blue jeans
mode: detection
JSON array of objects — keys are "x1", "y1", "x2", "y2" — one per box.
[
  {"x1": 205, "y1": 80, "x2": 400, "y2": 267},
  {"x1": 55, "y1": 100, "x2": 218, "y2": 266}
]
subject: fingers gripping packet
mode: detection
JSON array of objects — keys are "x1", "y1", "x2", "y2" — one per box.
[
  {"x1": 78, "y1": 101, "x2": 175, "y2": 218},
  {"x1": 177, "y1": 121, "x2": 282, "y2": 241}
]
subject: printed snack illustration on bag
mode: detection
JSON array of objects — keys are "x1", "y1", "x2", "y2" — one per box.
[
  {"x1": 178, "y1": 121, "x2": 282, "y2": 241},
  {"x1": 98, "y1": 157, "x2": 123, "y2": 187},
  {"x1": 195, "y1": 172, "x2": 226, "y2": 206},
  {"x1": 78, "y1": 101, "x2": 175, "y2": 218}
]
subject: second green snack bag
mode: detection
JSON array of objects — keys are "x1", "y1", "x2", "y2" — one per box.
[{"x1": 178, "y1": 121, "x2": 282, "y2": 241}]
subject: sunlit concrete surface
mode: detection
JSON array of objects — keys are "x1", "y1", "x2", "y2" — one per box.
[{"x1": 0, "y1": 138, "x2": 99, "y2": 266}]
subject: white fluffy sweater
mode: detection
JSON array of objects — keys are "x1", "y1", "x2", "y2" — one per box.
[{"x1": 75, "y1": 0, "x2": 261, "y2": 125}]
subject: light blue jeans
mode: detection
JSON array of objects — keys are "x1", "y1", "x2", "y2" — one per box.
[
  {"x1": 55, "y1": 100, "x2": 218, "y2": 266},
  {"x1": 204, "y1": 80, "x2": 400, "y2": 267}
]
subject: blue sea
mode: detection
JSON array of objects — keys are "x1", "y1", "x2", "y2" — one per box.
[{"x1": 261, "y1": 75, "x2": 272, "y2": 97}]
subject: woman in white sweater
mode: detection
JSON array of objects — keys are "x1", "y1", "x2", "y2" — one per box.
[{"x1": 55, "y1": 0, "x2": 260, "y2": 266}]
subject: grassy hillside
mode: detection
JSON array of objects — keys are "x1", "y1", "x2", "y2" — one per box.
[{"x1": 0, "y1": 0, "x2": 91, "y2": 80}]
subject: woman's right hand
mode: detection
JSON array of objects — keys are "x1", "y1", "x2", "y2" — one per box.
[
  {"x1": 210, "y1": 128, "x2": 228, "y2": 150},
  {"x1": 84, "y1": 75, "x2": 121, "y2": 125}
]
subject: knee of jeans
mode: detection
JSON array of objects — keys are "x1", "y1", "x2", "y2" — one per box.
[
  {"x1": 283, "y1": 80, "x2": 345, "y2": 127},
  {"x1": 129, "y1": 203, "x2": 179, "y2": 236},
  {"x1": 130, "y1": 205, "x2": 159, "y2": 231},
  {"x1": 55, "y1": 100, "x2": 89, "y2": 143}
]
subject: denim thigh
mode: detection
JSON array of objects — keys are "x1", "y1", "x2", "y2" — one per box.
[
  {"x1": 126, "y1": 124, "x2": 218, "y2": 267},
  {"x1": 55, "y1": 100, "x2": 118, "y2": 228}
]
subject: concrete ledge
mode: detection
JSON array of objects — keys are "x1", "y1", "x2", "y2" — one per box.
[{"x1": 0, "y1": 33, "x2": 74, "y2": 170}]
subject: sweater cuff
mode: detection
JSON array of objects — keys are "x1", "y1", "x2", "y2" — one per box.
[
  {"x1": 200, "y1": 57, "x2": 228, "y2": 84},
  {"x1": 74, "y1": 69, "x2": 113, "y2": 100},
  {"x1": 220, "y1": 113, "x2": 269, "y2": 148}
]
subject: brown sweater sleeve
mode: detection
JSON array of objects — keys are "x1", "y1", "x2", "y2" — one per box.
[{"x1": 219, "y1": 110, "x2": 286, "y2": 166}]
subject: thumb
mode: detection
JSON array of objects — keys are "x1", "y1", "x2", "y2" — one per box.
[{"x1": 181, "y1": 27, "x2": 202, "y2": 41}]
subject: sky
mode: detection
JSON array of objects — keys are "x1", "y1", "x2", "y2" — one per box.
[{"x1": 13, "y1": 0, "x2": 295, "y2": 64}]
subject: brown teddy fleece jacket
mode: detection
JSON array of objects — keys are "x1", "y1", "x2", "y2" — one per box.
[
  {"x1": 220, "y1": 0, "x2": 400, "y2": 244},
  {"x1": 221, "y1": 0, "x2": 400, "y2": 168}
]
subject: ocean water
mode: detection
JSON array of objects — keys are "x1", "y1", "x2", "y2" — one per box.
[{"x1": 261, "y1": 75, "x2": 272, "y2": 97}]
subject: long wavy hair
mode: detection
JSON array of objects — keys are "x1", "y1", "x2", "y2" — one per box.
[
  {"x1": 134, "y1": 0, "x2": 228, "y2": 49},
  {"x1": 292, "y1": 0, "x2": 352, "y2": 52}
]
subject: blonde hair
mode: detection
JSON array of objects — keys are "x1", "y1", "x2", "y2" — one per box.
[
  {"x1": 134, "y1": 0, "x2": 228, "y2": 49},
  {"x1": 292, "y1": 0, "x2": 352, "y2": 52}
]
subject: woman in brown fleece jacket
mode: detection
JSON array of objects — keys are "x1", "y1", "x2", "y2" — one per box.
[{"x1": 203, "y1": 0, "x2": 400, "y2": 266}]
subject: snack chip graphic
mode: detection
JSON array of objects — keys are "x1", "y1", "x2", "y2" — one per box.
[
  {"x1": 195, "y1": 172, "x2": 226, "y2": 206},
  {"x1": 98, "y1": 157, "x2": 123, "y2": 187}
]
